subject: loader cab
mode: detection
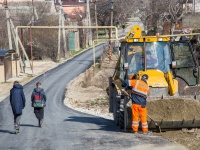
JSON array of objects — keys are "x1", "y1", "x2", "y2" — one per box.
[
  {"x1": 119, "y1": 39, "x2": 199, "y2": 83},
  {"x1": 170, "y1": 40, "x2": 199, "y2": 85},
  {"x1": 118, "y1": 25, "x2": 200, "y2": 86},
  {"x1": 119, "y1": 41, "x2": 172, "y2": 81}
]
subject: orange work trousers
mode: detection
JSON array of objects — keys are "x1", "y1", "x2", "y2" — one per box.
[{"x1": 132, "y1": 104, "x2": 148, "y2": 132}]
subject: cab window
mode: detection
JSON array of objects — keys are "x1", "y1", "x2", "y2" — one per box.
[{"x1": 172, "y1": 42, "x2": 195, "y2": 68}]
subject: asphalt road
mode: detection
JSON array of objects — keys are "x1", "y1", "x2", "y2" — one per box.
[{"x1": 0, "y1": 44, "x2": 188, "y2": 150}]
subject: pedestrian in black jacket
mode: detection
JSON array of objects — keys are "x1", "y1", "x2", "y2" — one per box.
[
  {"x1": 10, "y1": 81, "x2": 26, "y2": 133},
  {"x1": 31, "y1": 82, "x2": 46, "y2": 127}
]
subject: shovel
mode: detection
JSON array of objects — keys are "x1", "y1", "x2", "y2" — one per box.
[{"x1": 147, "y1": 114, "x2": 161, "y2": 133}]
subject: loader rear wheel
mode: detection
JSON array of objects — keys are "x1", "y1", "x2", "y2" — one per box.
[{"x1": 113, "y1": 87, "x2": 120, "y2": 126}]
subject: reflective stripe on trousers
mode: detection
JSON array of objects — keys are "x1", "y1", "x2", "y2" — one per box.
[
  {"x1": 132, "y1": 120, "x2": 139, "y2": 129},
  {"x1": 132, "y1": 104, "x2": 148, "y2": 132}
]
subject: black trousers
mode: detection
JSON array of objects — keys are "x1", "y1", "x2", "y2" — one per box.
[
  {"x1": 34, "y1": 108, "x2": 44, "y2": 120},
  {"x1": 14, "y1": 114, "x2": 21, "y2": 126}
]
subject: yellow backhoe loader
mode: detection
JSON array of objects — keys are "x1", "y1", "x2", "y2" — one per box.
[{"x1": 108, "y1": 25, "x2": 200, "y2": 131}]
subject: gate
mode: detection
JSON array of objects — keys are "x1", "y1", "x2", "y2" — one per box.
[{"x1": 68, "y1": 32, "x2": 75, "y2": 51}]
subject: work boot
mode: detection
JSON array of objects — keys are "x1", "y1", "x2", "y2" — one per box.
[
  {"x1": 131, "y1": 130, "x2": 138, "y2": 134},
  {"x1": 143, "y1": 131, "x2": 152, "y2": 135},
  {"x1": 133, "y1": 131, "x2": 138, "y2": 134}
]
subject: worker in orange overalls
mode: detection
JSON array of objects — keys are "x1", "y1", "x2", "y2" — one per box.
[{"x1": 128, "y1": 74, "x2": 150, "y2": 134}]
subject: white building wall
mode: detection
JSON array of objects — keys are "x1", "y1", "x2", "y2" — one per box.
[{"x1": 194, "y1": 0, "x2": 200, "y2": 12}]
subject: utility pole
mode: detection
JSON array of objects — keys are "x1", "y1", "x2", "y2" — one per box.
[
  {"x1": 61, "y1": 9, "x2": 67, "y2": 57},
  {"x1": 94, "y1": 0, "x2": 98, "y2": 40},
  {"x1": 108, "y1": 0, "x2": 114, "y2": 63},
  {"x1": 30, "y1": 0, "x2": 34, "y2": 74},
  {"x1": 21, "y1": 28, "x2": 26, "y2": 73},
  {"x1": 193, "y1": 0, "x2": 195, "y2": 13},
  {"x1": 110, "y1": 0, "x2": 113, "y2": 36},
  {"x1": 57, "y1": 0, "x2": 62, "y2": 61},
  {"x1": 86, "y1": 0, "x2": 92, "y2": 46},
  {"x1": 31, "y1": 0, "x2": 35, "y2": 25},
  {"x1": 5, "y1": 0, "x2": 12, "y2": 49}
]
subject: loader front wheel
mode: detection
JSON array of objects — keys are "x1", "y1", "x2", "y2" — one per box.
[{"x1": 119, "y1": 97, "x2": 132, "y2": 130}]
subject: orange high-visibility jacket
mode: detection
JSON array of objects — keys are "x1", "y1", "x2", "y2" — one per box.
[{"x1": 128, "y1": 80, "x2": 149, "y2": 98}]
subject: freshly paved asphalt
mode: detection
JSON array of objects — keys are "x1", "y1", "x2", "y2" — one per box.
[{"x1": 0, "y1": 44, "x2": 188, "y2": 150}]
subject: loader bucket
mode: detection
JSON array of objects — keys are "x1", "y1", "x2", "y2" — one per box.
[
  {"x1": 148, "y1": 119, "x2": 200, "y2": 130},
  {"x1": 146, "y1": 98, "x2": 200, "y2": 131}
]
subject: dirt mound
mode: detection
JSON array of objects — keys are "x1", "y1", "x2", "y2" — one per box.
[{"x1": 147, "y1": 99, "x2": 200, "y2": 121}]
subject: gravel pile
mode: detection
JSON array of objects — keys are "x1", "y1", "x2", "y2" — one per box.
[{"x1": 64, "y1": 97, "x2": 113, "y2": 120}]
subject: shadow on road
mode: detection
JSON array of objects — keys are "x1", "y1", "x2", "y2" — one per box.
[
  {"x1": 20, "y1": 124, "x2": 38, "y2": 128},
  {"x1": 0, "y1": 124, "x2": 38, "y2": 134},
  {"x1": 0, "y1": 129, "x2": 15, "y2": 134},
  {"x1": 64, "y1": 116, "x2": 121, "y2": 132}
]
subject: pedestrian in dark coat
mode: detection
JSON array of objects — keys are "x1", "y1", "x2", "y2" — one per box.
[
  {"x1": 10, "y1": 81, "x2": 26, "y2": 133},
  {"x1": 31, "y1": 82, "x2": 46, "y2": 127}
]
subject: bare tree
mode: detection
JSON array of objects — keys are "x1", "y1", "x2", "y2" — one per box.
[
  {"x1": 90, "y1": 0, "x2": 138, "y2": 27},
  {"x1": 139, "y1": 0, "x2": 189, "y2": 35},
  {"x1": 1, "y1": 1, "x2": 62, "y2": 61},
  {"x1": 169, "y1": 0, "x2": 189, "y2": 34}
]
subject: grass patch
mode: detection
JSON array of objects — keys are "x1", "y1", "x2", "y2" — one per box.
[
  {"x1": 70, "y1": 49, "x2": 84, "y2": 56},
  {"x1": 89, "y1": 98, "x2": 109, "y2": 106},
  {"x1": 1, "y1": 81, "x2": 11, "y2": 84},
  {"x1": 27, "y1": 74, "x2": 34, "y2": 77}
]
